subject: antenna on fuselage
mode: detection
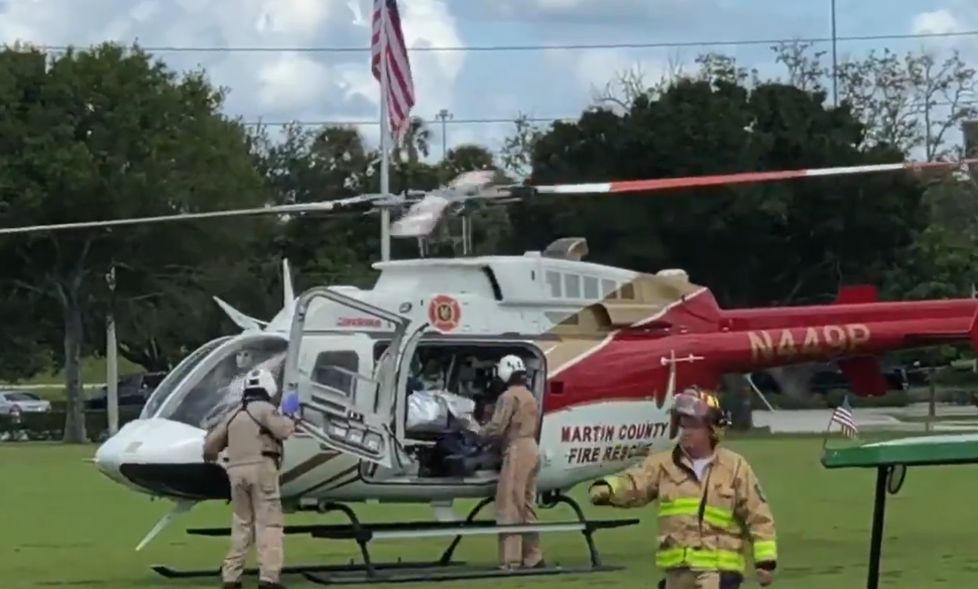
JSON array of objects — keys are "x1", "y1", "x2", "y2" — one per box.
[{"x1": 282, "y1": 258, "x2": 295, "y2": 317}]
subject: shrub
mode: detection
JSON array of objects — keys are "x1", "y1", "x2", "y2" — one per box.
[
  {"x1": 751, "y1": 389, "x2": 912, "y2": 410},
  {"x1": 932, "y1": 367, "x2": 978, "y2": 388},
  {"x1": 0, "y1": 408, "x2": 141, "y2": 442}
]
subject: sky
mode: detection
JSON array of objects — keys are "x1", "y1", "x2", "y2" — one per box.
[{"x1": 0, "y1": 0, "x2": 976, "y2": 157}]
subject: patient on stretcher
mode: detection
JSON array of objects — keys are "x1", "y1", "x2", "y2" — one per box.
[{"x1": 405, "y1": 351, "x2": 506, "y2": 477}]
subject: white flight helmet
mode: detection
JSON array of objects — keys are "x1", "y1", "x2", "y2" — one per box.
[
  {"x1": 244, "y1": 367, "x2": 278, "y2": 399},
  {"x1": 496, "y1": 355, "x2": 526, "y2": 384}
]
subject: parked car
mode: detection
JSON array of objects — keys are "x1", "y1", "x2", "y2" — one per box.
[
  {"x1": 808, "y1": 362, "x2": 909, "y2": 394},
  {"x1": 0, "y1": 390, "x2": 53, "y2": 415},
  {"x1": 750, "y1": 362, "x2": 910, "y2": 396},
  {"x1": 85, "y1": 372, "x2": 168, "y2": 411},
  {"x1": 904, "y1": 361, "x2": 933, "y2": 387}
]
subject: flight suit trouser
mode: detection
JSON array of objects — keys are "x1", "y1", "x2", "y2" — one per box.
[
  {"x1": 661, "y1": 569, "x2": 743, "y2": 589},
  {"x1": 495, "y1": 438, "x2": 543, "y2": 567},
  {"x1": 221, "y1": 458, "x2": 284, "y2": 583}
]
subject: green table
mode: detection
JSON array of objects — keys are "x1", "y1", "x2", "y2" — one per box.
[{"x1": 821, "y1": 432, "x2": 978, "y2": 589}]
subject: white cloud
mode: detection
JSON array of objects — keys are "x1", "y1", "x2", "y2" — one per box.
[
  {"x1": 2, "y1": 0, "x2": 972, "y2": 158},
  {"x1": 0, "y1": 0, "x2": 464, "y2": 147},
  {"x1": 392, "y1": 1, "x2": 463, "y2": 116},
  {"x1": 254, "y1": 52, "x2": 330, "y2": 111},
  {"x1": 563, "y1": 48, "x2": 674, "y2": 110},
  {"x1": 911, "y1": 9, "x2": 963, "y2": 35}
]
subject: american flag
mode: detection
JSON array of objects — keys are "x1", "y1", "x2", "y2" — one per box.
[
  {"x1": 371, "y1": 0, "x2": 415, "y2": 141},
  {"x1": 830, "y1": 395, "x2": 859, "y2": 438}
]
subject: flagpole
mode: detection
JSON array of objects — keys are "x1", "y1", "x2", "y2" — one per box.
[
  {"x1": 821, "y1": 417, "x2": 832, "y2": 450},
  {"x1": 378, "y1": 1, "x2": 392, "y2": 262}
]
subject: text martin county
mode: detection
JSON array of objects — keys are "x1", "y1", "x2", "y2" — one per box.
[{"x1": 561, "y1": 422, "x2": 669, "y2": 465}]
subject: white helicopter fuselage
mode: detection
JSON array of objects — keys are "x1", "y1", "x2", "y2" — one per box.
[{"x1": 94, "y1": 252, "x2": 689, "y2": 513}]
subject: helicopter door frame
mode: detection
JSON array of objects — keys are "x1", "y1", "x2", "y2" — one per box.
[
  {"x1": 390, "y1": 324, "x2": 429, "y2": 442},
  {"x1": 284, "y1": 287, "x2": 424, "y2": 468}
]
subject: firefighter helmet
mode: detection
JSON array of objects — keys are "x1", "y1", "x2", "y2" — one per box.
[{"x1": 671, "y1": 386, "x2": 729, "y2": 438}]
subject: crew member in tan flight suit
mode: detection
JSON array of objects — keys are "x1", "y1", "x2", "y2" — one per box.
[
  {"x1": 477, "y1": 354, "x2": 544, "y2": 570},
  {"x1": 589, "y1": 387, "x2": 777, "y2": 589},
  {"x1": 203, "y1": 367, "x2": 297, "y2": 589}
]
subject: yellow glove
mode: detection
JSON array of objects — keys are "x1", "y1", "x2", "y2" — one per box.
[{"x1": 588, "y1": 482, "x2": 612, "y2": 505}]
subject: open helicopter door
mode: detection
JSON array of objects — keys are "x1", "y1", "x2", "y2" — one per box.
[{"x1": 283, "y1": 287, "x2": 426, "y2": 469}]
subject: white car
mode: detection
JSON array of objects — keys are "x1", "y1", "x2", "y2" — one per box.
[{"x1": 0, "y1": 391, "x2": 52, "y2": 415}]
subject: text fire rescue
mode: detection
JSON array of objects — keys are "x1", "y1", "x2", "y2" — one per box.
[
  {"x1": 748, "y1": 323, "x2": 870, "y2": 362},
  {"x1": 562, "y1": 422, "x2": 668, "y2": 465}
]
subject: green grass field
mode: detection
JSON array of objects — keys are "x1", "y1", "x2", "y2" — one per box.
[{"x1": 2, "y1": 438, "x2": 973, "y2": 589}]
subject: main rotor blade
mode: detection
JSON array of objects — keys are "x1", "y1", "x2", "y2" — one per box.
[
  {"x1": 533, "y1": 159, "x2": 978, "y2": 195},
  {"x1": 0, "y1": 194, "x2": 379, "y2": 235},
  {"x1": 390, "y1": 159, "x2": 978, "y2": 238},
  {"x1": 1, "y1": 159, "x2": 971, "y2": 236}
]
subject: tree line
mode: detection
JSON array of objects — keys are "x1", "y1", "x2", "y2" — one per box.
[{"x1": 0, "y1": 40, "x2": 976, "y2": 442}]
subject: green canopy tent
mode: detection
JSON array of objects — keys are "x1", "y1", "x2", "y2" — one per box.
[{"x1": 821, "y1": 432, "x2": 978, "y2": 589}]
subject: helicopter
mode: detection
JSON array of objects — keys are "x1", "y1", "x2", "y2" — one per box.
[{"x1": 9, "y1": 159, "x2": 978, "y2": 584}]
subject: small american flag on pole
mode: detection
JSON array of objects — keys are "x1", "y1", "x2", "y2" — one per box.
[
  {"x1": 371, "y1": 0, "x2": 415, "y2": 141},
  {"x1": 829, "y1": 395, "x2": 859, "y2": 438}
]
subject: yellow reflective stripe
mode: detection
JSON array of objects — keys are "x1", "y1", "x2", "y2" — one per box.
[
  {"x1": 659, "y1": 499, "x2": 733, "y2": 527},
  {"x1": 702, "y1": 505, "x2": 733, "y2": 527},
  {"x1": 655, "y1": 547, "x2": 745, "y2": 571},
  {"x1": 659, "y1": 498, "x2": 699, "y2": 515},
  {"x1": 753, "y1": 540, "x2": 777, "y2": 561}
]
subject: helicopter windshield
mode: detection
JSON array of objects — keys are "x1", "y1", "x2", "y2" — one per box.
[
  {"x1": 140, "y1": 336, "x2": 232, "y2": 419},
  {"x1": 156, "y1": 335, "x2": 288, "y2": 430}
]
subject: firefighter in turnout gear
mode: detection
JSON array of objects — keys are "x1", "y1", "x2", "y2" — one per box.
[
  {"x1": 478, "y1": 354, "x2": 544, "y2": 570},
  {"x1": 203, "y1": 367, "x2": 297, "y2": 589},
  {"x1": 588, "y1": 387, "x2": 777, "y2": 589}
]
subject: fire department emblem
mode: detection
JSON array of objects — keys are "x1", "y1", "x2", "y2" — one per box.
[{"x1": 427, "y1": 295, "x2": 461, "y2": 332}]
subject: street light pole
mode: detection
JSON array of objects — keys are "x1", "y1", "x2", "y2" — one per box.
[
  {"x1": 831, "y1": 0, "x2": 839, "y2": 105},
  {"x1": 105, "y1": 265, "x2": 119, "y2": 436},
  {"x1": 436, "y1": 108, "x2": 453, "y2": 158}
]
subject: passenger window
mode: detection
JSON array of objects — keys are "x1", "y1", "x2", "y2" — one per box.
[
  {"x1": 583, "y1": 276, "x2": 599, "y2": 299},
  {"x1": 601, "y1": 279, "x2": 618, "y2": 298},
  {"x1": 546, "y1": 271, "x2": 562, "y2": 297},
  {"x1": 620, "y1": 282, "x2": 636, "y2": 299},
  {"x1": 312, "y1": 351, "x2": 360, "y2": 395},
  {"x1": 564, "y1": 274, "x2": 581, "y2": 298}
]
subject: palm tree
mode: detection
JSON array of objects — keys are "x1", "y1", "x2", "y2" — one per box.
[{"x1": 394, "y1": 116, "x2": 431, "y2": 163}]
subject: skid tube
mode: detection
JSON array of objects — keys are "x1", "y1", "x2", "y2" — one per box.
[
  {"x1": 151, "y1": 503, "x2": 470, "y2": 580},
  {"x1": 150, "y1": 493, "x2": 638, "y2": 583},
  {"x1": 301, "y1": 492, "x2": 637, "y2": 585}
]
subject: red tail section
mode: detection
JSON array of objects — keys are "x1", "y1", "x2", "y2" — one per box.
[
  {"x1": 970, "y1": 309, "x2": 978, "y2": 354},
  {"x1": 832, "y1": 286, "x2": 888, "y2": 396}
]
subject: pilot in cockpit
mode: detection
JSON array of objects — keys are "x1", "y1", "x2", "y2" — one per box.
[
  {"x1": 199, "y1": 353, "x2": 287, "y2": 431},
  {"x1": 419, "y1": 355, "x2": 447, "y2": 390}
]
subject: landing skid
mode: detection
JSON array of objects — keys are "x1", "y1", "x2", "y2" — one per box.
[{"x1": 150, "y1": 493, "x2": 638, "y2": 584}]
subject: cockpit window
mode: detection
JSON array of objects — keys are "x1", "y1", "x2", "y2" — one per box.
[
  {"x1": 158, "y1": 335, "x2": 288, "y2": 430},
  {"x1": 141, "y1": 337, "x2": 232, "y2": 418}
]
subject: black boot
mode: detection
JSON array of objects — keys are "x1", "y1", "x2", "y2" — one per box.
[
  {"x1": 222, "y1": 582, "x2": 242, "y2": 589},
  {"x1": 258, "y1": 580, "x2": 285, "y2": 589}
]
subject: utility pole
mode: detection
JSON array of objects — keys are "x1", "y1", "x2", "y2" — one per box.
[
  {"x1": 830, "y1": 0, "x2": 839, "y2": 105},
  {"x1": 924, "y1": 68, "x2": 933, "y2": 160},
  {"x1": 105, "y1": 265, "x2": 119, "y2": 436},
  {"x1": 436, "y1": 108, "x2": 453, "y2": 158}
]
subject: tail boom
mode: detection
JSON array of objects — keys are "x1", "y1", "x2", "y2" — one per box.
[{"x1": 716, "y1": 301, "x2": 978, "y2": 396}]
